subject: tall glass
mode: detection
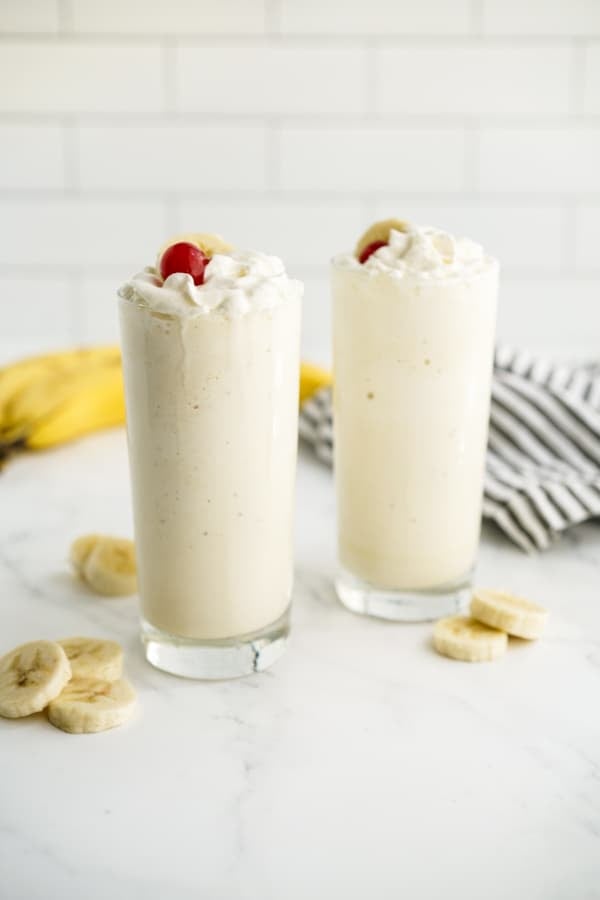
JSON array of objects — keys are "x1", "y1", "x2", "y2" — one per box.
[
  {"x1": 332, "y1": 259, "x2": 498, "y2": 621},
  {"x1": 119, "y1": 294, "x2": 301, "y2": 678}
]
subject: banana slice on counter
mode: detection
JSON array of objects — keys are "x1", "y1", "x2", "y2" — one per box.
[
  {"x1": 433, "y1": 616, "x2": 507, "y2": 663},
  {"x1": 355, "y1": 218, "x2": 410, "y2": 259},
  {"x1": 58, "y1": 637, "x2": 123, "y2": 681},
  {"x1": 70, "y1": 533, "x2": 101, "y2": 575},
  {"x1": 47, "y1": 677, "x2": 136, "y2": 734},
  {"x1": 471, "y1": 589, "x2": 548, "y2": 640},
  {"x1": 0, "y1": 641, "x2": 71, "y2": 718},
  {"x1": 80, "y1": 536, "x2": 137, "y2": 597}
]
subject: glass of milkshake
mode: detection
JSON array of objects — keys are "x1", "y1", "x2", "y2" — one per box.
[
  {"x1": 332, "y1": 220, "x2": 498, "y2": 621},
  {"x1": 118, "y1": 234, "x2": 302, "y2": 678}
]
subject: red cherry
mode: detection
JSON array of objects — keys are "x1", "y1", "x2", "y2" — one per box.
[
  {"x1": 358, "y1": 240, "x2": 387, "y2": 264},
  {"x1": 160, "y1": 242, "x2": 209, "y2": 286}
]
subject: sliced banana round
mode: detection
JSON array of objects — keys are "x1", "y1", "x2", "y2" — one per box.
[
  {"x1": 70, "y1": 533, "x2": 101, "y2": 575},
  {"x1": 471, "y1": 589, "x2": 547, "y2": 640},
  {"x1": 433, "y1": 616, "x2": 507, "y2": 663},
  {"x1": 58, "y1": 637, "x2": 123, "y2": 681},
  {"x1": 187, "y1": 232, "x2": 233, "y2": 257},
  {"x1": 157, "y1": 232, "x2": 233, "y2": 271},
  {"x1": 0, "y1": 640, "x2": 71, "y2": 718},
  {"x1": 47, "y1": 677, "x2": 136, "y2": 734},
  {"x1": 355, "y1": 218, "x2": 410, "y2": 259},
  {"x1": 82, "y1": 537, "x2": 137, "y2": 597}
]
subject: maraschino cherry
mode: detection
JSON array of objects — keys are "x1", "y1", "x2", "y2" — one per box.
[
  {"x1": 358, "y1": 240, "x2": 387, "y2": 264},
  {"x1": 160, "y1": 242, "x2": 208, "y2": 286}
]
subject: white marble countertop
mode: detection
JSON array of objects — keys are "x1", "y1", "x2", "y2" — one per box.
[{"x1": 1, "y1": 428, "x2": 599, "y2": 900}]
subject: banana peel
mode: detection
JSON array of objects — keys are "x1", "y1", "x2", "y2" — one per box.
[{"x1": 299, "y1": 362, "x2": 332, "y2": 405}]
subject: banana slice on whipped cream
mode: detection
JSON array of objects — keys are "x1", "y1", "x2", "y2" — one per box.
[
  {"x1": 156, "y1": 232, "x2": 233, "y2": 272},
  {"x1": 355, "y1": 219, "x2": 409, "y2": 260}
]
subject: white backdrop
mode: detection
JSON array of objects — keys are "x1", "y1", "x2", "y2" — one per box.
[{"x1": 1, "y1": 0, "x2": 599, "y2": 363}]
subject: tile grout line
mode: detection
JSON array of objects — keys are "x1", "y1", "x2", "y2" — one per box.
[
  {"x1": 61, "y1": 118, "x2": 79, "y2": 192},
  {"x1": 0, "y1": 33, "x2": 597, "y2": 47},
  {"x1": 265, "y1": 0, "x2": 282, "y2": 36},
  {"x1": 560, "y1": 201, "x2": 579, "y2": 275},
  {"x1": 164, "y1": 196, "x2": 179, "y2": 234},
  {"x1": 2, "y1": 189, "x2": 600, "y2": 205},
  {"x1": 4, "y1": 112, "x2": 600, "y2": 128},
  {"x1": 265, "y1": 119, "x2": 281, "y2": 191},
  {"x1": 56, "y1": 0, "x2": 72, "y2": 33},
  {"x1": 469, "y1": 0, "x2": 484, "y2": 36},
  {"x1": 69, "y1": 271, "x2": 85, "y2": 342},
  {"x1": 364, "y1": 39, "x2": 378, "y2": 120},
  {"x1": 464, "y1": 120, "x2": 481, "y2": 193},
  {"x1": 360, "y1": 195, "x2": 377, "y2": 227},
  {"x1": 162, "y1": 38, "x2": 178, "y2": 113},
  {"x1": 569, "y1": 38, "x2": 587, "y2": 116}
]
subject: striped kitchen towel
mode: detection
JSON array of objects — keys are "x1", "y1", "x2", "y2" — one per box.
[{"x1": 299, "y1": 347, "x2": 600, "y2": 552}]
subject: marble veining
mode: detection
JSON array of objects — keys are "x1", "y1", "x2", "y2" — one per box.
[{"x1": 0, "y1": 429, "x2": 599, "y2": 899}]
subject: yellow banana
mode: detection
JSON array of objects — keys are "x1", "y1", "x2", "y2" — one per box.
[
  {"x1": 299, "y1": 363, "x2": 332, "y2": 405},
  {"x1": 0, "y1": 349, "x2": 123, "y2": 453},
  {"x1": 23, "y1": 360, "x2": 125, "y2": 450},
  {"x1": 1, "y1": 353, "x2": 120, "y2": 441},
  {"x1": 0, "y1": 346, "x2": 119, "y2": 425},
  {"x1": 0, "y1": 358, "x2": 65, "y2": 419}
]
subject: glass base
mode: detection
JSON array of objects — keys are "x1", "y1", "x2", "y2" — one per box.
[
  {"x1": 141, "y1": 606, "x2": 290, "y2": 680},
  {"x1": 335, "y1": 566, "x2": 471, "y2": 623}
]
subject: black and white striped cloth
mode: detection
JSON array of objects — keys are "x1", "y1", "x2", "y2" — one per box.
[{"x1": 299, "y1": 347, "x2": 600, "y2": 552}]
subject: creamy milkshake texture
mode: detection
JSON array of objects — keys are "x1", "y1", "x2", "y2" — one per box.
[
  {"x1": 333, "y1": 220, "x2": 498, "y2": 595},
  {"x1": 119, "y1": 235, "x2": 302, "y2": 644}
]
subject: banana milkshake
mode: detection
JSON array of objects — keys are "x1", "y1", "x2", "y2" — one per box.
[
  {"x1": 333, "y1": 220, "x2": 498, "y2": 621},
  {"x1": 119, "y1": 234, "x2": 302, "y2": 677}
]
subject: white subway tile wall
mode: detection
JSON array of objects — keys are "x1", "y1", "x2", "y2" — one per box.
[
  {"x1": 583, "y1": 44, "x2": 600, "y2": 114},
  {"x1": 67, "y1": 0, "x2": 267, "y2": 35},
  {"x1": 0, "y1": 44, "x2": 165, "y2": 112},
  {"x1": 279, "y1": 0, "x2": 473, "y2": 36},
  {"x1": 0, "y1": 198, "x2": 168, "y2": 266},
  {"x1": 0, "y1": 0, "x2": 598, "y2": 361},
  {"x1": 575, "y1": 206, "x2": 600, "y2": 270},
  {"x1": 481, "y1": 1, "x2": 600, "y2": 36},
  {"x1": 375, "y1": 47, "x2": 572, "y2": 116},
  {"x1": 77, "y1": 125, "x2": 269, "y2": 190},
  {"x1": 176, "y1": 47, "x2": 369, "y2": 115},
  {"x1": 279, "y1": 127, "x2": 467, "y2": 191},
  {"x1": 478, "y1": 128, "x2": 600, "y2": 193},
  {"x1": 0, "y1": 125, "x2": 65, "y2": 188},
  {"x1": 0, "y1": 276, "x2": 72, "y2": 340},
  {"x1": 0, "y1": 1, "x2": 60, "y2": 33}
]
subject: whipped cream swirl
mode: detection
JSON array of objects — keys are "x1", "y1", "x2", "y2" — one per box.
[
  {"x1": 119, "y1": 249, "x2": 302, "y2": 318},
  {"x1": 337, "y1": 225, "x2": 496, "y2": 281}
]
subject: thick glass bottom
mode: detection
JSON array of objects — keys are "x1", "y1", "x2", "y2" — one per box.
[
  {"x1": 141, "y1": 606, "x2": 290, "y2": 679},
  {"x1": 335, "y1": 566, "x2": 472, "y2": 623}
]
